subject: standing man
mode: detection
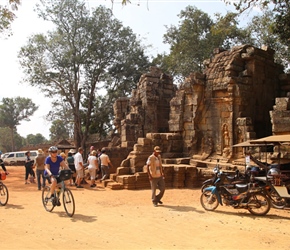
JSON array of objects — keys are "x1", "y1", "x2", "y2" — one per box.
[
  {"x1": 99, "y1": 148, "x2": 114, "y2": 182},
  {"x1": 146, "y1": 146, "x2": 165, "y2": 207},
  {"x1": 74, "y1": 147, "x2": 84, "y2": 188}
]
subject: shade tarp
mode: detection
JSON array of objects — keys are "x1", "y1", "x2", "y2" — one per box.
[
  {"x1": 250, "y1": 135, "x2": 290, "y2": 144},
  {"x1": 232, "y1": 141, "x2": 262, "y2": 147}
]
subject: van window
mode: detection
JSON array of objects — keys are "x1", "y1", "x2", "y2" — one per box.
[
  {"x1": 16, "y1": 152, "x2": 25, "y2": 157},
  {"x1": 31, "y1": 152, "x2": 37, "y2": 157},
  {"x1": 7, "y1": 153, "x2": 15, "y2": 158}
]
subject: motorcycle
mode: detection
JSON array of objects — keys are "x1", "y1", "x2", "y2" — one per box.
[
  {"x1": 254, "y1": 168, "x2": 290, "y2": 209},
  {"x1": 200, "y1": 170, "x2": 271, "y2": 216},
  {"x1": 201, "y1": 159, "x2": 248, "y2": 193}
]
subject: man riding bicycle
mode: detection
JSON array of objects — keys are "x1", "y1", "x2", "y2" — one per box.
[{"x1": 44, "y1": 146, "x2": 69, "y2": 200}]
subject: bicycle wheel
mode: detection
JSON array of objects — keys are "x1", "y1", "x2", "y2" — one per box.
[
  {"x1": 63, "y1": 188, "x2": 75, "y2": 217},
  {"x1": 0, "y1": 182, "x2": 9, "y2": 206},
  {"x1": 42, "y1": 186, "x2": 55, "y2": 212}
]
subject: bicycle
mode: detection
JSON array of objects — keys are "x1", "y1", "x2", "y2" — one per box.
[
  {"x1": 0, "y1": 172, "x2": 9, "y2": 206},
  {"x1": 42, "y1": 169, "x2": 75, "y2": 217}
]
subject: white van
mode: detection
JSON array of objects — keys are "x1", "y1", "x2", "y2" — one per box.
[{"x1": 3, "y1": 150, "x2": 38, "y2": 165}]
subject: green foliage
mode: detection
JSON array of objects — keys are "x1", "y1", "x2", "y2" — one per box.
[
  {"x1": 0, "y1": 127, "x2": 23, "y2": 152},
  {"x1": 154, "y1": 6, "x2": 249, "y2": 81},
  {"x1": 25, "y1": 133, "x2": 47, "y2": 145},
  {"x1": 225, "y1": 0, "x2": 290, "y2": 45},
  {"x1": 0, "y1": 0, "x2": 21, "y2": 36},
  {"x1": 18, "y1": 0, "x2": 150, "y2": 148},
  {"x1": 49, "y1": 120, "x2": 70, "y2": 142},
  {"x1": 0, "y1": 97, "x2": 38, "y2": 151},
  {"x1": 245, "y1": 10, "x2": 290, "y2": 71}
]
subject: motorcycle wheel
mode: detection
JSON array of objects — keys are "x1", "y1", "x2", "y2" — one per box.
[
  {"x1": 200, "y1": 190, "x2": 219, "y2": 211},
  {"x1": 267, "y1": 188, "x2": 286, "y2": 209},
  {"x1": 247, "y1": 193, "x2": 271, "y2": 216}
]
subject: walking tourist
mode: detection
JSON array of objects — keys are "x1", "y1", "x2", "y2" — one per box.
[
  {"x1": 67, "y1": 149, "x2": 76, "y2": 186},
  {"x1": 146, "y1": 146, "x2": 165, "y2": 207},
  {"x1": 74, "y1": 147, "x2": 85, "y2": 188},
  {"x1": 87, "y1": 150, "x2": 99, "y2": 188},
  {"x1": 33, "y1": 148, "x2": 46, "y2": 190},
  {"x1": 25, "y1": 151, "x2": 35, "y2": 184},
  {"x1": 99, "y1": 148, "x2": 114, "y2": 182}
]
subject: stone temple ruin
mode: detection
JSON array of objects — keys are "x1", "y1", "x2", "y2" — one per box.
[{"x1": 104, "y1": 44, "x2": 290, "y2": 190}]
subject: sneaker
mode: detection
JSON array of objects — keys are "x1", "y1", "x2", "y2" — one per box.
[
  {"x1": 56, "y1": 199, "x2": 61, "y2": 206},
  {"x1": 49, "y1": 195, "x2": 56, "y2": 204},
  {"x1": 77, "y1": 185, "x2": 84, "y2": 188},
  {"x1": 90, "y1": 185, "x2": 95, "y2": 188},
  {"x1": 158, "y1": 200, "x2": 163, "y2": 205},
  {"x1": 153, "y1": 202, "x2": 158, "y2": 207}
]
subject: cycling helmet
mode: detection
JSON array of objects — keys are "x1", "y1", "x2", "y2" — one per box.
[
  {"x1": 48, "y1": 146, "x2": 58, "y2": 152},
  {"x1": 267, "y1": 168, "x2": 281, "y2": 178}
]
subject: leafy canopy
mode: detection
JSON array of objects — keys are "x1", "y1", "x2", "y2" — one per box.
[{"x1": 18, "y1": 0, "x2": 150, "y2": 148}]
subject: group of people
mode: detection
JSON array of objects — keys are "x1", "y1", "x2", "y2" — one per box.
[
  {"x1": 20, "y1": 144, "x2": 166, "y2": 207},
  {"x1": 23, "y1": 146, "x2": 114, "y2": 194}
]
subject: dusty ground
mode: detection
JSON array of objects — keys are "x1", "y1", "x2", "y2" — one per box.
[{"x1": 1, "y1": 166, "x2": 290, "y2": 250}]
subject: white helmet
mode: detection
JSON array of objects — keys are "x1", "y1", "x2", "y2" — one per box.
[{"x1": 267, "y1": 168, "x2": 280, "y2": 178}]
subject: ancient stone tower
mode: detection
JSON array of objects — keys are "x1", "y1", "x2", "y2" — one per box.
[
  {"x1": 113, "y1": 45, "x2": 290, "y2": 163},
  {"x1": 113, "y1": 66, "x2": 177, "y2": 148}
]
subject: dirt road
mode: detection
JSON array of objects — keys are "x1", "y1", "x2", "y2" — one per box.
[{"x1": 1, "y1": 166, "x2": 290, "y2": 250}]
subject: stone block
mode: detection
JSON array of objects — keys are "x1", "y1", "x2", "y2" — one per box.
[
  {"x1": 116, "y1": 167, "x2": 130, "y2": 175},
  {"x1": 274, "y1": 98, "x2": 290, "y2": 111},
  {"x1": 137, "y1": 137, "x2": 152, "y2": 145}
]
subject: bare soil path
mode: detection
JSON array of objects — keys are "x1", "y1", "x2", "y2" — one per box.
[{"x1": 1, "y1": 166, "x2": 290, "y2": 250}]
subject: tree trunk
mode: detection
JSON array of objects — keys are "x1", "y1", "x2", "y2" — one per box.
[{"x1": 10, "y1": 127, "x2": 15, "y2": 151}]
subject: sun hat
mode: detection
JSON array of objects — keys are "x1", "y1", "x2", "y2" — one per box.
[
  {"x1": 69, "y1": 149, "x2": 76, "y2": 154},
  {"x1": 37, "y1": 149, "x2": 44, "y2": 154},
  {"x1": 154, "y1": 146, "x2": 161, "y2": 152},
  {"x1": 60, "y1": 152, "x2": 66, "y2": 158}
]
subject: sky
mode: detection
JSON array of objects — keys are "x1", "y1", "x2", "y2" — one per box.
[{"x1": 0, "y1": 0, "x2": 245, "y2": 139}]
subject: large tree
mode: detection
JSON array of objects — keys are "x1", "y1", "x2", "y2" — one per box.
[
  {"x1": 0, "y1": 127, "x2": 23, "y2": 152},
  {"x1": 49, "y1": 119, "x2": 70, "y2": 142},
  {"x1": 225, "y1": 0, "x2": 290, "y2": 44},
  {"x1": 0, "y1": 97, "x2": 38, "y2": 151},
  {"x1": 245, "y1": 10, "x2": 290, "y2": 71},
  {"x1": 18, "y1": 0, "x2": 150, "y2": 149},
  {"x1": 26, "y1": 133, "x2": 47, "y2": 145},
  {"x1": 153, "y1": 7, "x2": 248, "y2": 81}
]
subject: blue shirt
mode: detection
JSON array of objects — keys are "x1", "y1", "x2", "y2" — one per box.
[{"x1": 44, "y1": 155, "x2": 63, "y2": 176}]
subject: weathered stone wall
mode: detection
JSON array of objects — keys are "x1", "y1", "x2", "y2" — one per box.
[
  {"x1": 113, "y1": 66, "x2": 177, "y2": 149},
  {"x1": 168, "y1": 44, "x2": 286, "y2": 161},
  {"x1": 110, "y1": 44, "x2": 290, "y2": 189}
]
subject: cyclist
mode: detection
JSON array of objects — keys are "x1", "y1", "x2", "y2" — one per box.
[
  {"x1": 44, "y1": 146, "x2": 69, "y2": 200},
  {"x1": 0, "y1": 151, "x2": 9, "y2": 175}
]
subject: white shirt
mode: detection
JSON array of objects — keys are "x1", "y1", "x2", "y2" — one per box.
[
  {"x1": 88, "y1": 155, "x2": 97, "y2": 170},
  {"x1": 74, "y1": 152, "x2": 83, "y2": 171}
]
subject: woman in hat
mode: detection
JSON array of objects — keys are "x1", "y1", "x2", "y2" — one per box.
[{"x1": 33, "y1": 148, "x2": 47, "y2": 190}]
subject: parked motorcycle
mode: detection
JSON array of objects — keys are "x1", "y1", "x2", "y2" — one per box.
[
  {"x1": 200, "y1": 170, "x2": 271, "y2": 216},
  {"x1": 254, "y1": 168, "x2": 290, "y2": 209},
  {"x1": 201, "y1": 159, "x2": 248, "y2": 193}
]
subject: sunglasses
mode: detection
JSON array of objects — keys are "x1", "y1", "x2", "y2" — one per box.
[{"x1": 51, "y1": 151, "x2": 57, "y2": 153}]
